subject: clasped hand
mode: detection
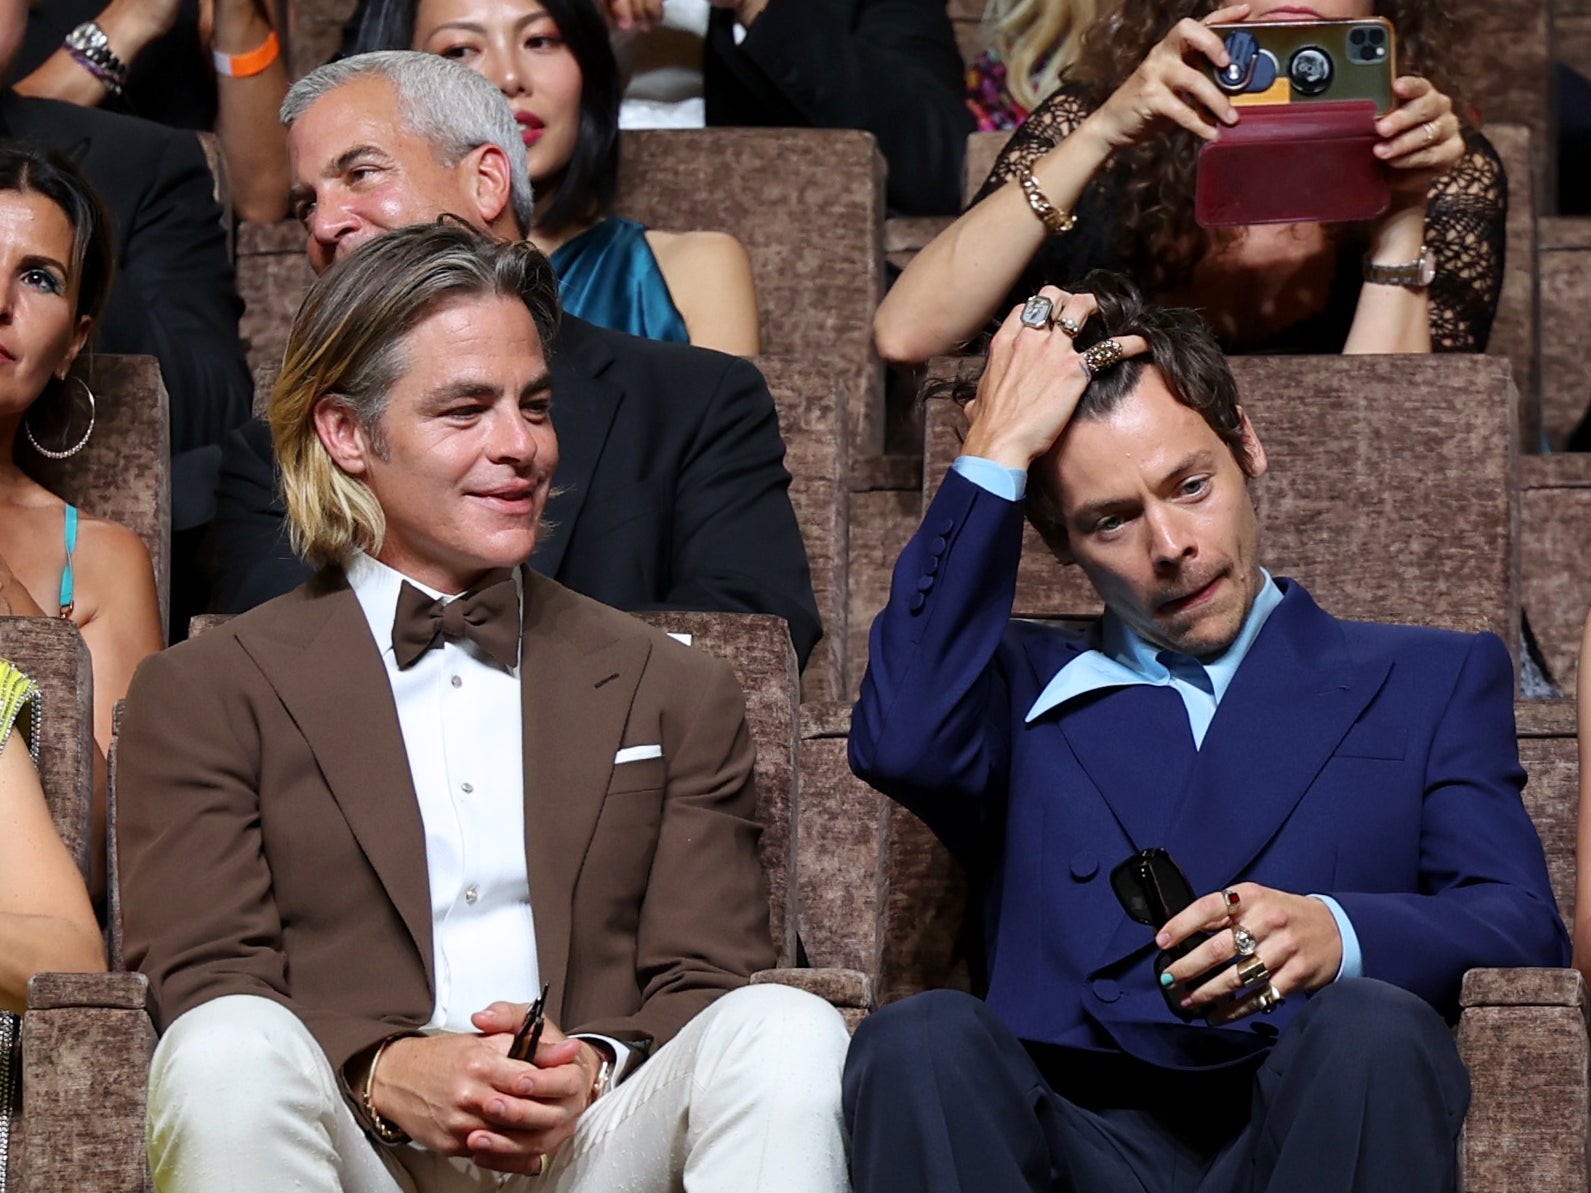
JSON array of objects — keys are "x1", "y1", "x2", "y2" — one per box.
[
  {"x1": 371, "y1": 1001, "x2": 602, "y2": 1174},
  {"x1": 1156, "y1": 882, "x2": 1343, "y2": 1023}
]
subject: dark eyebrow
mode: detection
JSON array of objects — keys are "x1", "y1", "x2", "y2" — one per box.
[
  {"x1": 1068, "y1": 451, "x2": 1221, "y2": 528},
  {"x1": 324, "y1": 145, "x2": 392, "y2": 180},
  {"x1": 18, "y1": 253, "x2": 69, "y2": 278},
  {"x1": 425, "y1": 7, "x2": 554, "y2": 36},
  {"x1": 420, "y1": 371, "x2": 554, "y2": 412}
]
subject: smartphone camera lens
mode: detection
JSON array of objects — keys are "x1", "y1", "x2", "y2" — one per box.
[
  {"x1": 1289, "y1": 46, "x2": 1333, "y2": 95},
  {"x1": 1347, "y1": 23, "x2": 1387, "y2": 63}
]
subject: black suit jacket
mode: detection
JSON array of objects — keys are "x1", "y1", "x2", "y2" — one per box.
[
  {"x1": 703, "y1": 0, "x2": 973, "y2": 216},
  {"x1": 0, "y1": 91, "x2": 253, "y2": 528},
  {"x1": 210, "y1": 315, "x2": 821, "y2": 666}
]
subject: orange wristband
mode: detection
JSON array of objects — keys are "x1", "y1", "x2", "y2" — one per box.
[{"x1": 213, "y1": 30, "x2": 280, "y2": 78}]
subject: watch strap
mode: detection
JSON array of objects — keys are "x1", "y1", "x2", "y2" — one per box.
[{"x1": 1364, "y1": 244, "x2": 1435, "y2": 288}]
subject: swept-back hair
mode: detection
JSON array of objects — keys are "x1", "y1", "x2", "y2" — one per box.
[
  {"x1": 271, "y1": 220, "x2": 561, "y2": 565},
  {"x1": 282, "y1": 50, "x2": 537, "y2": 237},
  {"x1": 338, "y1": 0, "x2": 620, "y2": 236}
]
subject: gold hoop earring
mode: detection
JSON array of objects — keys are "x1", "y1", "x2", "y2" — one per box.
[{"x1": 24, "y1": 376, "x2": 97, "y2": 460}]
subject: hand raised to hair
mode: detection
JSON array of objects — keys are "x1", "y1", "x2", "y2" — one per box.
[
  {"x1": 961, "y1": 285, "x2": 1149, "y2": 472},
  {"x1": 604, "y1": 0, "x2": 666, "y2": 32},
  {"x1": 1081, "y1": 4, "x2": 1252, "y2": 153}
]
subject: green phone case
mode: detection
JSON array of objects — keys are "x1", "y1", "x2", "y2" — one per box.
[{"x1": 1208, "y1": 18, "x2": 1397, "y2": 116}]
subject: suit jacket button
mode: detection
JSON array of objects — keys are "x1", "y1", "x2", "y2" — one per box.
[
  {"x1": 925, "y1": 555, "x2": 940, "y2": 574},
  {"x1": 909, "y1": 593, "x2": 927, "y2": 613},
  {"x1": 916, "y1": 575, "x2": 935, "y2": 593},
  {"x1": 1070, "y1": 851, "x2": 1098, "y2": 880},
  {"x1": 930, "y1": 536, "x2": 948, "y2": 554},
  {"x1": 1092, "y1": 978, "x2": 1121, "y2": 1003},
  {"x1": 938, "y1": 518, "x2": 955, "y2": 535}
]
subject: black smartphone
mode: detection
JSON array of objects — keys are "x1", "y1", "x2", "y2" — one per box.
[
  {"x1": 1110, "y1": 849, "x2": 1215, "y2": 1020},
  {"x1": 507, "y1": 983, "x2": 551, "y2": 1063}
]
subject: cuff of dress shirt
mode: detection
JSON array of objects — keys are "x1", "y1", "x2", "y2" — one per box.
[
  {"x1": 572, "y1": 1034, "x2": 632, "y2": 1082},
  {"x1": 952, "y1": 455, "x2": 1028, "y2": 501},
  {"x1": 1310, "y1": 894, "x2": 1362, "y2": 982}
]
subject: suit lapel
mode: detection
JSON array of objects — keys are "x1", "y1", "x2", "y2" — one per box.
[
  {"x1": 533, "y1": 316, "x2": 624, "y2": 582},
  {"x1": 237, "y1": 573, "x2": 434, "y2": 980},
  {"x1": 517, "y1": 572, "x2": 652, "y2": 1019},
  {"x1": 1164, "y1": 586, "x2": 1391, "y2": 896}
]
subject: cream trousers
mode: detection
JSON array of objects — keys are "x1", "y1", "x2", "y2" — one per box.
[{"x1": 147, "y1": 984, "x2": 851, "y2": 1193}]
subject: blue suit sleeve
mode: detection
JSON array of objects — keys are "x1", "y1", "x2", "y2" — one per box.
[
  {"x1": 849, "y1": 469, "x2": 1030, "y2": 853},
  {"x1": 1332, "y1": 633, "x2": 1570, "y2": 1005}
]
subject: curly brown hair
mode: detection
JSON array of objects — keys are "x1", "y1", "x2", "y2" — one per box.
[{"x1": 1064, "y1": 1, "x2": 1469, "y2": 296}]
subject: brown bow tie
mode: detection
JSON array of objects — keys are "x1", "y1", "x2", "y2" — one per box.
[{"x1": 392, "y1": 576, "x2": 520, "y2": 671}]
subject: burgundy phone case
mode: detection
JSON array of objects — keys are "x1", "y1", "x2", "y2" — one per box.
[{"x1": 1195, "y1": 100, "x2": 1390, "y2": 227}]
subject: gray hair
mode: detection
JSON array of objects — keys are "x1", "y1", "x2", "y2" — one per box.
[{"x1": 282, "y1": 50, "x2": 535, "y2": 237}]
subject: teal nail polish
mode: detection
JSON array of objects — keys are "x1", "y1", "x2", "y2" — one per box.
[{"x1": 1159, "y1": 971, "x2": 1175, "y2": 988}]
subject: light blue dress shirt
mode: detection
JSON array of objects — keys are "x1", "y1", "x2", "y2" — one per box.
[{"x1": 950, "y1": 455, "x2": 1363, "y2": 981}]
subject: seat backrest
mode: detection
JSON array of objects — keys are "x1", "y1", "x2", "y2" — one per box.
[
  {"x1": 1538, "y1": 217, "x2": 1591, "y2": 451},
  {"x1": 612, "y1": 128, "x2": 888, "y2": 459},
  {"x1": 1520, "y1": 453, "x2": 1591, "y2": 690},
  {"x1": 633, "y1": 611, "x2": 800, "y2": 968},
  {"x1": 749, "y1": 356, "x2": 849, "y2": 701},
  {"x1": 20, "y1": 355, "x2": 172, "y2": 632},
  {"x1": 1457, "y1": 0, "x2": 1552, "y2": 199},
  {"x1": 1514, "y1": 700, "x2": 1578, "y2": 927},
  {"x1": 285, "y1": 0, "x2": 354, "y2": 78},
  {"x1": 236, "y1": 220, "x2": 316, "y2": 377},
  {"x1": 0, "y1": 619, "x2": 94, "y2": 879},
  {"x1": 1481, "y1": 123, "x2": 1536, "y2": 446},
  {"x1": 923, "y1": 353, "x2": 1519, "y2": 643},
  {"x1": 964, "y1": 129, "x2": 1008, "y2": 207}
]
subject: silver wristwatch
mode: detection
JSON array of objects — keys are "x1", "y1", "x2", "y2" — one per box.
[{"x1": 1363, "y1": 244, "x2": 1436, "y2": 289}]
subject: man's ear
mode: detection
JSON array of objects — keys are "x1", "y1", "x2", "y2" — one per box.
[
  {"x1": 465, "y1": 143, "x2": 516, "y2": 232},
  {"x1": 313, "y1": 395, "x2": 374, "y2": 477},
  {"x1": 1236, "y1": 407, "x2": 1268, "y2": 480}
]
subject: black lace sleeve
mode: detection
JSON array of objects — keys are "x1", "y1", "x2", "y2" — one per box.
[
  {"x1": 968, "y1": 85, "x2": 1127, "y2": 317},
  {"x1": 1425, "y1": 130, "x2": 1506, "y2": 353}
]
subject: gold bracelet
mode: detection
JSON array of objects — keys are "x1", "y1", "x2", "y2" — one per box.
[
  {"x1": 362, "y1": 1037, "x2": 411, "y2": 1145},
  {"x1": 1018, "y1": 165, "x2": 1078, "y2": 237}
]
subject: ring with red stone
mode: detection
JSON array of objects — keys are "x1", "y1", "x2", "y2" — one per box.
[{"x1": 1221, "y1": 886, "x2": 1241, "y2": 911}]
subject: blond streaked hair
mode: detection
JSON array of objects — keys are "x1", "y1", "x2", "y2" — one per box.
[
  {"x1": 984, "y1": 0, "x2": 1098, "y2": 114},
  {"x1": 270, "y1": 220, "x2": 561, "y2": 566}
]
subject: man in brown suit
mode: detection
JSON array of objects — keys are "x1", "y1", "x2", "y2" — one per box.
[{"x1": 118, "y1": 222, "x2": 850, "y2": 1192}]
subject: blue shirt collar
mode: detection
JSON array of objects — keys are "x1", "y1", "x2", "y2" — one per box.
[{"x1": 1025, "y1": 570, "x2": 1283, "y2": 723}]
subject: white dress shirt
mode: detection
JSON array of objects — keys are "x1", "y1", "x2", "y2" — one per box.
[{"x1": 346, "y1": 553, "x2": 541, "y2": 1032}]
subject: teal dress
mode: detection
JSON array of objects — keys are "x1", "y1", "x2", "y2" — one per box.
[{"x1": 548, "y1": 218, "x2": 690, "y2": 344}]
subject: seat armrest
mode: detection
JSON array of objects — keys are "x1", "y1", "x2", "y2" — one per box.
[
  {"x1": 17, "y1": 972, "x2": 155, "y2": 1193},
  {"x1": 1458, "y1": 967, "x2": 1590, "y2": 1193},
  {"x1": 752, "y1": 967, "x2": 874, "y2": 1031}
]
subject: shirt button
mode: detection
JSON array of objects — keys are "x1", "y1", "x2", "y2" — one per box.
[
  {"x1": 464, "y1": 884, "x2": 479, "y2": 905},
  {"x1": 450, "y1": 675, "x2": 462, "y2": 689},
  {"x1": 460, "y1": 782, "x2": 474, "y2": 794}
]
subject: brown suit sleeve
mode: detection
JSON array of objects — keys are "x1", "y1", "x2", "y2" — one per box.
[
  {"x1": 566, "y1": 649, "x2": 776, "y2": 1052},
  {"x1": 117, "y1": 638, "x2": 411, "y2": 1121}
]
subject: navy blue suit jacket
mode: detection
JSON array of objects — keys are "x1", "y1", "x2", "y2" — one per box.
[{"x1": 851, "y1": 470, "x2": 1569, "y2": 1073}]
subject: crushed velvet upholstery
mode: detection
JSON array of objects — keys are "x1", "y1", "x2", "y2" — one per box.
[
  {"x1": 1538, "y1": 217, "x2": 1591, "y2": 450},
  {"x1": 1458, "y1": 0, "x2": 1551, "y2": 198},
  {"x1": 946, "y1": 0, "x2": 986, "y2": 71},
  {"x1": 285, "y1": 0, "x2": 356, "y2": 77},
  {"x1": 921, "y1": 354, "x2": 1519, "y2": 644},
  {"x1": 633, "y1": 611, "x2": 800, "y2": 969},
  {"x1": 963, "y1": 129, "x2": 1007, "y2": 206},
  {"x1": 235, "y1": 219, "x2": 316, "y2": 376},
  {"x1": 748, "y1": 358, "x2": 849, "y2": 702},
  {"x1": 612, "y1": 129, "x2": 887, "y2": 460},
  {"x1": 884, "y1": 216, "x2": 954, "y2": 273},
  {"x1": 845, "y1": 455, "x2": 922, "y2": 696},
  {"x1": 1520, "y1": 453, "x2": 1591, "y2": 691},
  {"x1": 1481, "y1": 124, "x2": 1537, "y2": 444},
  {"x1": 0, "y1": 619, "x2": 94, "y2": 877},
  {"x1": 20, "y1": 355, "x2": 172, "y2": 632},
  {"x1": 1457, "y1": 699, "x2": 1587, "y2": 1193}
]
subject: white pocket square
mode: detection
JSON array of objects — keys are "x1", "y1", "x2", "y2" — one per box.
[{"x1": 614, "y1": 744, "x2": 663, "y2": 764}]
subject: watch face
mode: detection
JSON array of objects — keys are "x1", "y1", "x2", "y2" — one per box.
[{"x1": 1417, "y1": 251, "x2": 1437, "y2": 286}]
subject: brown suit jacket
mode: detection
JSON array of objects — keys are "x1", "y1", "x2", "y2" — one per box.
[{"x1": 119, "y1": 564, "x2": 774, "y2": 1126}]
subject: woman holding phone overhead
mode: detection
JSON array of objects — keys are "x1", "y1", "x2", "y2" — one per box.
[
  {"x1": 876, "y1": 0, "x2": 1496, "y2": 365},
  {"x1": 342, "y1": 0, "x2": 761, "y2": 355}
]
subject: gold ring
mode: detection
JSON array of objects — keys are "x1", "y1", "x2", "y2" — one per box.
[
  {"x1": 1422, "y1": 120, "x2": 1438, "y2": 145},
  {"x1": 1235, "y1": 954, "x2": 1269, "y2": 988},
  {"x1": 1078, "y1": 338, "x2": 1124, "y2": 379},
  {"x1": 530, "y1": 1153, "x2": 547, "y2": 1179}
]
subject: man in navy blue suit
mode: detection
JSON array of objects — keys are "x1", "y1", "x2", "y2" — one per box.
[{"x1": 845, "y1": 274, "x2": 1569, "y2": 1193}]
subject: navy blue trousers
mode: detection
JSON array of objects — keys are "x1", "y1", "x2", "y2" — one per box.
[{"x1": 843, "y1": 981, "x2": 1469, "y2": 1193}]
